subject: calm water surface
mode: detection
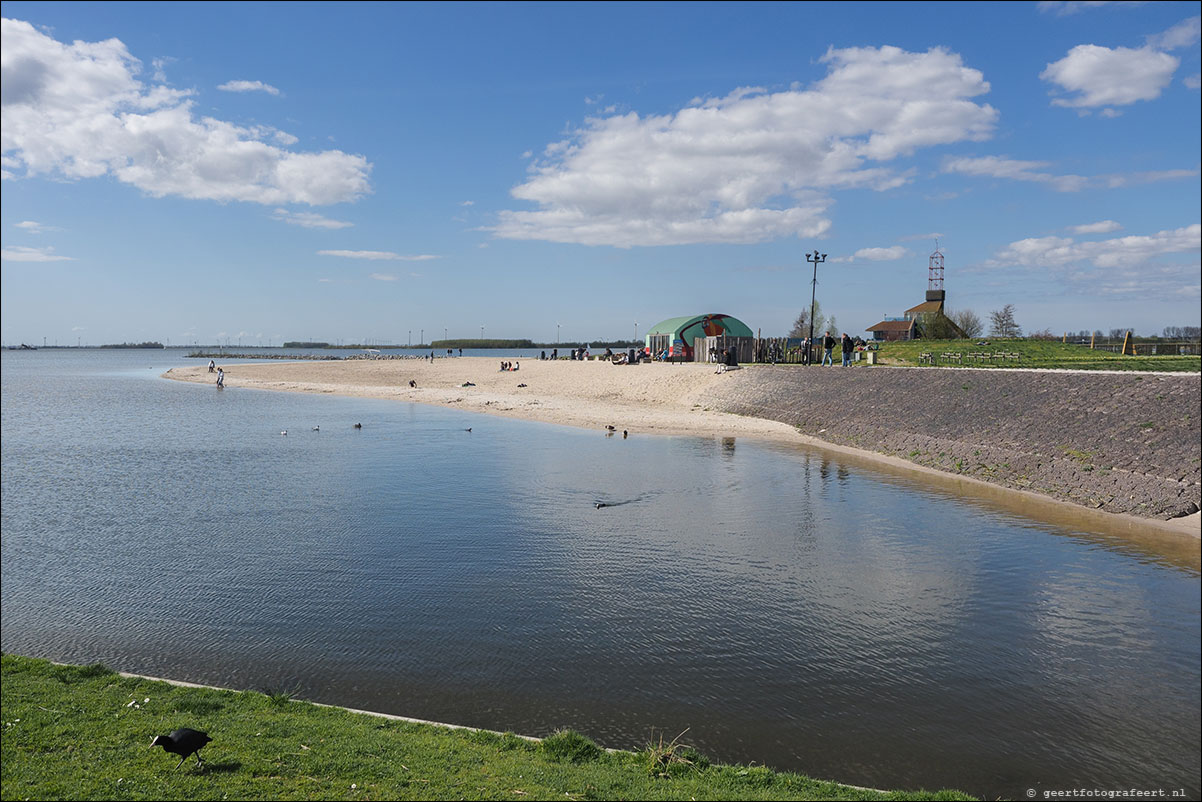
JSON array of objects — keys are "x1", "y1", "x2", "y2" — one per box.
[{"x1": 2, "y1": 349, "x2": 1199, "y2": 799}]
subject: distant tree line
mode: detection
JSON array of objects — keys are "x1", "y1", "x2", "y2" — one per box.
[
  {"x1": 1057, "y1": 327, "x2": 1199, "y2": 341},
  {"x1": 99, "y1": 341, "x2": 165, "y2": 349},
  {"x1": 431, "y1": 339, "x2": 535, "y2": 349},
  {"x1": 1161, "y1": 326, "x2": 1202, "y2": 341}
]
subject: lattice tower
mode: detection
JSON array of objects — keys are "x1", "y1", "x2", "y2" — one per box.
[{"x1": 929, "y1": 242, "x2": 944, "y2": 291}]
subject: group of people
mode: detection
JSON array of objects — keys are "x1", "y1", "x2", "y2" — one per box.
[
  {"x1": 818, "y1": 332, "x2": 856, "y2": 367},
  {"x1": 499, "y1": 361, "x2": 520, "y2": 371},
  {"x1": 208, "y1": 360, "x2": 224, "y2": 387},
  {"x1": 610, "y1": 348, "x2": 643, "y2": 365},
  {"x1": 794, "y1": 333, "x2": 865, "y2": 366}
]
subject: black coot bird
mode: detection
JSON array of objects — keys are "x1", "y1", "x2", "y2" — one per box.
[{"x1": 151, "y1": 728, "x2": 212, "y2": 769}]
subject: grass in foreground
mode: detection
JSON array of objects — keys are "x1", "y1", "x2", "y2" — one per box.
[
  {"x1": 1, "y1": 655, "x2": 974, "y2": 801},
  {"x1": 867, "y1": 338, "x2": 1200, "y2": 372}
]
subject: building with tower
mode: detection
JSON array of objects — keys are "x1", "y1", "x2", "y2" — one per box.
[{"x1": 865, "y1": 244, "x2": 965, "y2": 341}]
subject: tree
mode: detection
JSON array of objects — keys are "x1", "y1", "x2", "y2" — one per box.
[
  {"x1": 788, "y1": 309, "x2": 809, "y2": 338},
  {"x1": 989, "y1": 304, "x2": 1021, "y2": 338},
  {"x1": 949, "y1": 308, "x2": 983, "y2": 339},
  {"x1": 920, "y1": 312, "x2": 960, "y2": 339},
  {"x1": 789, "y1": 301, "x2": 827, "y2": 338}
]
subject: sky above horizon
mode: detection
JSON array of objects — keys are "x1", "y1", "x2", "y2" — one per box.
[{"x1": 2, "y1": 1, "x2": 1199, "y2": 346}]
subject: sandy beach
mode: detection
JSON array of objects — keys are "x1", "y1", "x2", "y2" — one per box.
[
  {"x1": 164, "y1": 357, "x2": 1201, "y2": 541},
  {"x1": 168, "y1": 357, "x2": 796, "y2": 438}
]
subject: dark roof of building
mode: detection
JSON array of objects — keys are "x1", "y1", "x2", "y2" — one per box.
[
  {"x1": 866, "y1": 320, "x2": 915, "y2": 332},
  {"x1": 905, "y1": 300, "x2": 944, "y2": 316}
]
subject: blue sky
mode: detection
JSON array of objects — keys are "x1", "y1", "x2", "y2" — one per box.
[{"x1": 2, "y1": 1, "x2": 1199, "y2": 346}]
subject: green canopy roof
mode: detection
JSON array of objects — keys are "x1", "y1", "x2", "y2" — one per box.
[{"x1": 645, "y1": 314, "x2": 753, "y2": 341}]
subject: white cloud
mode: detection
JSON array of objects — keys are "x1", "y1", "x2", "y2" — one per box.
[
  {"x1": 993, "y1": 224, "x2": 1200, "y2": 268},
  {"x1": 991, "y1": 224, "x2": 1201, "y2": 297},
  {"x1": 1185, "y1": 74, "x2": 1202, "y2": 89},
  {"x1": 492, "y1": 45, "x2": 997, "y2": 247},
  {"x1": 942, "y1": 156, "x2": 1088, "y2": 191},
  {"x1": 834, "y1": 246, "x2": 909, "y2": 263},
  {"x1": 1070, "y1": 220, "x2": 1122, "y2": 234},
  {"x1": 151, "y1": 57, "x2": 171, "y2": 83},
  {"x1": 1146, "y1": 16, "x2": 1200, "y2": 50},
  {"x1": 1, "y1": 245, "x2": 73, "y2": 261},
  {"x1": 14, "y1": 220, "x2": 57, "y2": 233},
  {"x1": 1103, "y1": 167, "x2": 1200, "y2": 187},
  {"x1": 318, "y1": 250, "x2": 439, "y2": 261},
  {"x1": 217, "y1": 79, "x2": 280, "y2": 95},
  {"x1": 369, "y1": 273, "x2": 398, "y2": 281},
  {"x1": 944, "y1": 155, "x2": 1195, "y2": 191},
  {"x1": 1038, "y1": 1, "x2": 1149, "y2": 16},
  {"x1": 272, "y1": 208, "x2": 353, "y2": 229},
  {"x1": 1041, "y1": 44, "x2": 1178, "y2": 109},
  {"x1": 1, "y1": 18, "x2": 370, "y2": 205}
]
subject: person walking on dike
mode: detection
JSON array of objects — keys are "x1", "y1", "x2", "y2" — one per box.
[
  {"x1": 841, "y1": 333, "x2": 853, "y2": 367},
  {"x1": 208, "y1": 359, "x2": 215, "y2": 373},
  {"x1": 822, "y1": 332, "x2": 835, "y2": 366}
]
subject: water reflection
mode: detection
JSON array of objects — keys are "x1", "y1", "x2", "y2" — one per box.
[{"x1": 1, "y1": 350, "x2": 1199, "y2": 801}]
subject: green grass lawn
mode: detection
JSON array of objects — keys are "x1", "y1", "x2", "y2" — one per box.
[
  {"x1": 863, "y1": 339, "x2": 1200, "y2": 371},
  {"x1": 1, "y1": 655, "x2": 974, "y2": 801}
]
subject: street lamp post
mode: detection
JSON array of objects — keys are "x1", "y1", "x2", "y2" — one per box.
[
  {"x1": 480, "y1": 324, "x2": 484, "y2": 340},
  {"x1": 805, "y1": 249, "x2": 827, "y2": 365},
  {"x1": 556, "y1": 323, "x2": 560, "y2": 344},
  {"x1": 420, "y1": 329, "x2": 423, "y2": 346}
]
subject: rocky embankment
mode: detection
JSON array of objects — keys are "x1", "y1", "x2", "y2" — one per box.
[{"x1": 706, "y1": 367, "x2": 1201, "y2": 520}]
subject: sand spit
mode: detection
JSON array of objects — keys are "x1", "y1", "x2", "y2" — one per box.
[{"x1": 164, "y1": 358, "x2": 1200, "y2": 539}]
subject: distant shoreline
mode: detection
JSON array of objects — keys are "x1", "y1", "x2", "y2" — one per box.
[{"x1": 163, "y1": 358, "x2": 1201, "y2": 543}]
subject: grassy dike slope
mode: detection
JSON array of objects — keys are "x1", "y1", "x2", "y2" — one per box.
[{"x1": 1, "y1": 656, "x2": 973, "y2": 801}]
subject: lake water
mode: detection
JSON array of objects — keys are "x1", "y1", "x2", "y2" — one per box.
[{"x1": 2, "y1": 349, "x2": 1198, "y2": 799}]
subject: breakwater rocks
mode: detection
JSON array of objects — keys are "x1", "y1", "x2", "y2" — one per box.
[{"x1": 708, "y1": 367, "x2": 1201, "y2": 521}]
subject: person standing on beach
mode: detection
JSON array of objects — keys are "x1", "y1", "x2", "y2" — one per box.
[
  {"x1": 216, "y1": 367, "x2": 224, "y2": 388},
  {"x1": 841, "y1": 333, "x2": 853, "y2": 367},
  {"x1": 208, "y1": 359, "x2": 216, "y2": 373},
  {"x1": 822, "y1": 332, "x2": 835, "y2": 366}
]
